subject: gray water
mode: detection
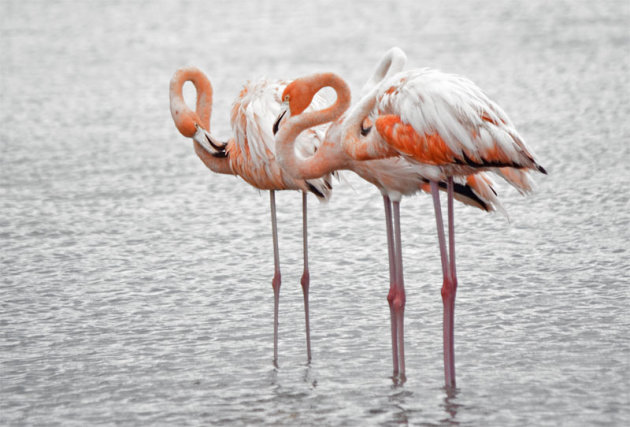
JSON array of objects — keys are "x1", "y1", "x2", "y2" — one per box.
[{"x1": 1, "y1": 0, "x2": 629, "y2": 425}]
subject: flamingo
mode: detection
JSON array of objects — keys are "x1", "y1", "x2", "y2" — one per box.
[
  {"x1": 169, "y1": 67, "x2": 334, "y2": 365},
  {"x1": 273, "y1": 51, "x2": 517, "y2": 382},
  {"x1": 366, "y1": 68, "x2": 545, "y2": 388}
]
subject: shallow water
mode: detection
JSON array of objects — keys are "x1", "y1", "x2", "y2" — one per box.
[{"x1": 1, "y1": 0, "x2": 629, "y2": 425}]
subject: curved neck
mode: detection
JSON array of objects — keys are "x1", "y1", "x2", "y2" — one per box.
[
  {"x1": 275, "y1": 73, "x2": 352, "y2": 179},
  {"x1": 361, "y1": 47, "x2": 407, "y2": 96},
  {"x1": 349, "y1": 47, "x2": 407, "y2": 132},
  {"x1": 169, "y1": 67, "x2": 213, "y2": 132},
  {"x1": 193, "y1": 140, "x2": 234, "y2": 175},
  {"x1": 169, "y1": 68, "x2": 233, "y2": 176},
  {"x1": 339, "y1": 48, "x2": 407, "y2": 161},
  {"x1": 291, "y1": 73, "x2": 352, "y2": 128}
]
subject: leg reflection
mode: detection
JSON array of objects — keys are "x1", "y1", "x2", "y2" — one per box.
[{"x1": 441, "y1": 386, "x2": 461, "y2": 424}]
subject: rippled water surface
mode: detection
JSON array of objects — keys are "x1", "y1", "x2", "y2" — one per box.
[{"x1": 2, "y1": 0, "x2": 629, "y2": 425}]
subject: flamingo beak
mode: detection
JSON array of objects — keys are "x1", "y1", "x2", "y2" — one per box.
[
  {"x1": 272, "y1": 110, "x2": 286, "y2": 136},
  {"x1": 360, "y1": 117, "x2": 373, "y2": 136},
  {"x1": 193, "y1": 124, "x2": 227, "y2": 157},
  {"x1": 273, "y1": 101, "x2": 291, "y2": 135}
]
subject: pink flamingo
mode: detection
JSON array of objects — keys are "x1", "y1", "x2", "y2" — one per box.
[
  {"x1": 169, "y1": 67, "x2": 334, "y2": 365},
  {"x1": 366, "y1": 68, "x2": 545, "y2": 388},
  {"x1": 274, "y1": 53, "x2": 524, "y2": 383}
]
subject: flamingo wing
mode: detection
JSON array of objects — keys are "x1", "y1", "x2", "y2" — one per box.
[{"x1": 373, "y1": 69, "x2": 545, "y2": 173}]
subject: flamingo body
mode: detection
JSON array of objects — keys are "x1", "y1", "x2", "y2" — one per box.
[{"x1": 371, "y1": 68, "x2": 546, "y2": 176}]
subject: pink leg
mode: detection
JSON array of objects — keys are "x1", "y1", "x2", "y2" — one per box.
[
  {"x1": 270, "y1": 190, "x2": 281, "y2": 367},
  {"x1": 430, "y1": 181, "x2": 456, "y2": 388},
  {"x1": 444, "y1": 178, "x2": 458, "y2": 387},
  {"x1": 383, "y1": 195, "x2": 399, "y2": 376},
  {"x1": 447, "y1": 178, "x2": 457, "y2": 283},
  {"x1": 300, "y1": 192, "x2": 312, "y2": 363},
  {"x1": 430, "y1": 181, "x2": 449, "y2": 279},
  {"x1": 392, "y1": 200, "x2": 406, "y2": 380}
]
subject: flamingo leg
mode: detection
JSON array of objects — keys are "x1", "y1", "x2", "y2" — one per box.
[
  {"x1": 447, "y1": 178, "x2": 457, "y2": 284},
  {"x1": 300, "y1": 191, "x2": 312, "y2": 363},
  {"x1": 383, "y1": 195, "x2": 399, "y2": 377},
  {"x1": 270, "y1": 190, "x2": 281, "y2": 367},
  {"x1": 430, "y1": 180, "x2": 457, "y2": 388},
  {"x1": 392, "y1": 200, "x2": 406, "y2": 380},
  {"x1": 444, "y1": 177, "x2": 458, "y2": 387}
]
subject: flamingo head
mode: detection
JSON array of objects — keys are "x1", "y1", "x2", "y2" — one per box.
[
  {"x1": 172, "y1": 109, "x2": 226, "y2": 157},
  {"x1": 171, "y1": 108, "x2": 202, "y2": 138},
  {"x1": 281, "y1": 79, "x2": 317, "y2": 116},
  {"x1": 273, "y1": 74, "x2": 331, "y2": 135}
]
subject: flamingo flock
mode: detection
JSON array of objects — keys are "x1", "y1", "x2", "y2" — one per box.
[{"x1": 169, "y1": 48, "x2": 546, "y2": 388}]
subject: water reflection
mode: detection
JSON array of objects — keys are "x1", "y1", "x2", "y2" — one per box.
[
  {"x1": 298, "y1": 365, "x2": 316, "y2": 389},
  {"x1": 440, "y1": 387, "x2": 461, "y2": 426},
  {"x1": 268, "y1": 365, "x2": 279, "y2": 386},
  {"x1": 387, "y1": 387, "x2": 414, "y2": 425}
]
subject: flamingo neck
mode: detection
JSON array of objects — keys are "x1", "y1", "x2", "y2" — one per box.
[
  {"x1": 275, "y1": 74, "x2": 352, "y2": 179},
  {"x1": 338, "y1": 47, "x2": 407, "y2": 162},
  {"x1": 169, "y1": 67, "x2": 233, "y2": 176},
  {"x1": 349, "y1": 49, "x2": 406, "y2": 128},
  {"x1": 193, "y1": 140, "x2": 234, "y2": 175},
  {"x1": 169, "y1": 67, "x2": 212, "y2": 130},
  {"x1": 361, "y1": 47, "x2": 407, "y2": 96}
]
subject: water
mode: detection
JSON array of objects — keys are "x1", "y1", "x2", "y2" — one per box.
[{"x1": 1, "y1": 0, "x2": 629, "y2": 425}]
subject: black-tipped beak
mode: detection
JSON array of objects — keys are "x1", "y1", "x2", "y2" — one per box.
[
  {"x1": 272, "y1": 109, "x2": 287, "y2": 136},
  {"x1": 360, "y1": 117, "x2": 373, "y2": 137},
  {"x1": 206, "y1": 134, "x2": 227, "y2": 152},
  {"x1": 193, "y1": 124, "x2": 227, "y2": 157}
]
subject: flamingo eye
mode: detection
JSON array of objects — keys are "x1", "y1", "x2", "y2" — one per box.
[{"x1": 284, "y1": 94, "x2": 290, "y2": 102}]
